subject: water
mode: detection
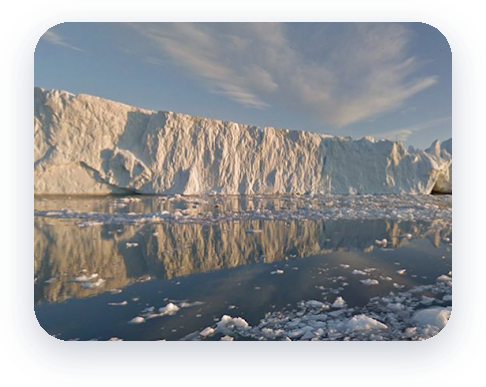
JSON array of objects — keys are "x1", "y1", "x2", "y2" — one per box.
[{"x1": 34, "y1": 195, "x2": 452, "y2": 341}]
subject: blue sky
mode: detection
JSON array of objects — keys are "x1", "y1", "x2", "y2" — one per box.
[{"x1": 35, "y1": 23, "x2": 451, "y2": 148}]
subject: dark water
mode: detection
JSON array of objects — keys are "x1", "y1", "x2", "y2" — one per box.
[{"x1": 34, "y1": 196, "x2": 452, "y2": 341}]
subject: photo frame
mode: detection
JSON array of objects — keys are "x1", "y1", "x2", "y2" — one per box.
[{"x1": 3, "y1": 3, "x2": 484, "y2": 384}]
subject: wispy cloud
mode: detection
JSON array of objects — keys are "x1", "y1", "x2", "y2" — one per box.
[
  {"x1": 371, "y1": 116, "x2": 452, "y2": 142},
  {"x1": 41, "y1": 30, "x2": 84, "y2": 52},
  {"x1": 128, "y1": 23, "x2": 437, "y2": 126}
]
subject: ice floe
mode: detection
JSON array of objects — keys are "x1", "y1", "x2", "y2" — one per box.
[
  {"x1": 360, "y1": 279, "x2": 380, "y2": 286},
  {"x1": 189, "y1": 273, "x2": 451, "y2": 341},
  {"x1": 35, "y1": 195, "x2": 452, "y2": 227},
  {"x1": 332, "y1": 297, "x2": 347, "y2": 309},
  {"x1": 128, "y1": 300, "x2": 203, "y2": 324}
]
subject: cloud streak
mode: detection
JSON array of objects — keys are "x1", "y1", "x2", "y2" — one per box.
[
  {"x1": 41, "y1": 30, "x2": 84, "y2": 52},
  {"x1": 128, "y1": 23, "x2": 437, "y2": 126}
]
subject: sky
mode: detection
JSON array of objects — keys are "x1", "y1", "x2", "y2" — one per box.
[{"x1": 35, "y1": 23, "x2": 451, "y2": 149}]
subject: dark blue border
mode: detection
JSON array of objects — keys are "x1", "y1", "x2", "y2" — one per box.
[{"x1": 4, "y1": 1, "x2": 483, "y2": 383}]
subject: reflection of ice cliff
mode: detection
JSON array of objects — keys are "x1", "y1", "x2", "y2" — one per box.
[
  {"x1": 34, "y1": 87, "x2": 452, "y2": 195},
  {"x1": 34, "y1": 218, "x2": 451, "y2": 304}
]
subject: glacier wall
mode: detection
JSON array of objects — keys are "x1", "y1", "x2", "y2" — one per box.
[{"x1": 34, "y1": 88, "x2": 452, "y2": 195}]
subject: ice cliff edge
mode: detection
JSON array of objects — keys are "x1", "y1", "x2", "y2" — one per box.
[{"x1": 34, "y1": 87, "x2": 452, "y2": 195}]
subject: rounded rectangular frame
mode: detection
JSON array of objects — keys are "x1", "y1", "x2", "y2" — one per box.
[{"x1": 3, "y1": 4, "x2": 483, "y2": 383}]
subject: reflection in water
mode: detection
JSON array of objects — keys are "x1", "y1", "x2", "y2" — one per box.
[
  {"x1": 35, "y1": 217, "x2": 451, "y2": 304},
  {"x1": 34, "y1": 195, "x2": 452, "y2": 341}
]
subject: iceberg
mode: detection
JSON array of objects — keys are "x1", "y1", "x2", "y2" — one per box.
[{"x1": 34, "y1": 87, "x2": 452, "y2": 195}]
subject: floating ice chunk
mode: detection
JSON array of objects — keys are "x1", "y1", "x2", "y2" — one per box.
[
  {"x1": 217, "y1": 315, "x2": 250, "y2": 330},
  {"x1": 179, "y1": 301, "x2": 204, "y2": 308},
  {"x1": 200, "y1": 327, "x2": 215, "y2": 337},
  {"x1": 261, "y1": 328, "x2": 280, "y2": 339},
  {"x1": 332, "y1": 297, "x2": 346, "y2": 309},
  {"x1": 128, "y1": 316, "x2": 145, "y2": 324},
  {"x1": 345, "y1": 315, "x2": 388, "y2": 331},
  {"x1": 286, "y1": 318, "x2": 301, "y2": 329},
  {"x1": 288, "y1": 326, "x2": 314, "y2": 340},
  {"x1": 437, "y1": 275, "x2": 452, "y2": 284},
  {"x1": 300, "y1": 330, "x2": 317, "y2": 341},
  {"x1": 387, "y1": 303, "x2": 405, "y2": 312},
  {"x1": 421, "y1": 296, "x2": 436, "y2": 305},
  {"x1": 305, "y1": 300, "x2": 329, "y2": 310},
  {"x1": 404, "y1": 327, "x2": 417, "y2": 338},
  {"x1": 158, "y1": 303, "x2": 180, "y2": 316},
  {"x1": 271, "y1": 270, "x2": 284, "y2": 275},
  {"x1": 412, "y1": 307, "x2": 451, "y2": 330},
  {"x1": 396, "y1": 269, "x2": 407, "y2": 275},
  {"x1": 108, "y1": 337, "x2": 123, "y2": 341},
  {"x1": 380, "y1": 276, "x2": 393, "y2": 281},
  {"x1": 375, "y1": 239, "x2": 388, "y2": 247},
  {"x1": 352, "y1": 270, "x2": 367, "y2": 275},
  {"x1": 363, "y1": 268, "x2": 377, "y2": 273},
  {"x1": 221, "y1": 335, "x2": 234, "y2": 341},
  {"x1": 442, "y1": 295, "x2": 452, "y2": 302},
  {"x1": 108, "y1": 301, "x2": 128, "y2": 306},
  {"x1": 393, "y1": 283, "x2": 405, "y2": 290},
  {"x1": 360, "y1": 279, "x2": 379, "y2": 286},
  {"x1": 340, "y1": 264, "x2": 350, "y2": 269}
]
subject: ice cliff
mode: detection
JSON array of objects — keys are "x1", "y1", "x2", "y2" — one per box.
[{"x1": 34, "y1": 87, "x2": 452, "y2": 195}]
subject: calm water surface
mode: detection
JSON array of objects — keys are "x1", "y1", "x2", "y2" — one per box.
[{"x1": 34, "y1": 195, "x2": 452, "y2": 341}]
